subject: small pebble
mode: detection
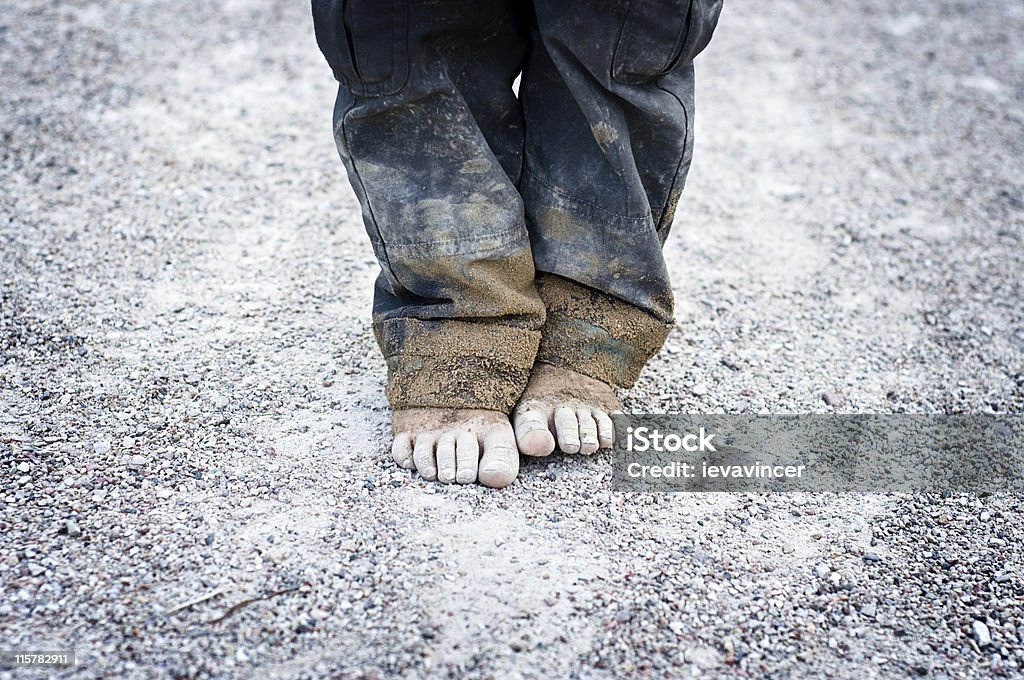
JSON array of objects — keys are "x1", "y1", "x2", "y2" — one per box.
[
  {"x1": 822, "y1": 391, "x2": 844, "y2": 407},
  {"x1": 972, "y1": 620, "x2": 991, "y2": 647}
]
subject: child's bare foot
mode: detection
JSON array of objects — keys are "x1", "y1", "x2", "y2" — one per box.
[
  {"x1": 512, "y1": 362, "x2": 621, "y2": 456},
  {"x1": 391, "y1": 409, "x2": 519, "y2": 488}
]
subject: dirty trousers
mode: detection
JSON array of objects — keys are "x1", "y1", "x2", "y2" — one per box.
[{"x1": 312, "y1": 0, "x2": 722, "y2": 411}]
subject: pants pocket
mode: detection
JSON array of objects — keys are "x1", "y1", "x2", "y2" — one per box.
[
  {"x1": 611, "y1": 0, "x2": 722, "y2": 84},
  {"x1": 312, "y1": 0, "x2": 409, "y2": 96}
]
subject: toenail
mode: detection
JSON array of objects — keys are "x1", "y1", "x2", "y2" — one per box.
[{"x1": 482, "y1": 461, "x2": 512, "y2": 474}]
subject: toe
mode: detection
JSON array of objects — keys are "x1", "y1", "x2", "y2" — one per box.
[
  {"x1": 594, "y1": 409, "x2": 615, "y2": 449},
  {"x1": 554, "y1": 406, "x2": 581, "y2": 454},
  {"x1": 435, "y1": 431, "x2": 457, "y2": 483},
  {"x1": 577, "y1": 409, "x2": 599, "y2": 455},
  {"x1": 455, "y1": 430, "x2": 479, "y2": 484},
  {"x1": 478, "y1": 424, "x2": 519, "y2": 489},
  {"x1": 513, "y1": 407, "x2": 556, "y2": 457},
  {"x1": 412, "y1": 432, "x2": 438, "y2": 481},
  {"x1": 392, "y1": 432, "x2": 415, "y2": 469}
]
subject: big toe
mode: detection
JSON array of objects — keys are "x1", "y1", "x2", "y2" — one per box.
[
  {"x1": 513, "y1": 407, "x2": 556, "y2": 457},
  {"x1": 478, "y1": 425, "x2": 520, "y2": 489}
]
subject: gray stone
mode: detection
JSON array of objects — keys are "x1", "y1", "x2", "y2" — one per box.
[{"x1": 972, "y1": 620, "x2": 992, "y2": 647}]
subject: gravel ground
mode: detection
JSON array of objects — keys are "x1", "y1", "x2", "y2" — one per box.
[{"x1": 2, "y1": 0, "x2": 1023, "y2": 677}]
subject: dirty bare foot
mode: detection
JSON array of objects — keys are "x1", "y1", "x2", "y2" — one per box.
[
  {"x1": 391, "y1": 409, "x2": 519, "y2": 488},
  {"x1": 512, "y1": 362, "x2": 621, "y2": 457}
]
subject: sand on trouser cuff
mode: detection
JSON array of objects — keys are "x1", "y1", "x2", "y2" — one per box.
[
  {"x1": 376, "y1": 317, "x2": 540, "y2": 411},
  {"x1": 535, "y1": 273, "x2": 672, "y2": 387}
]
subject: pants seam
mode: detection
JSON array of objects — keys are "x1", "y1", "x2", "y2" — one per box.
[
  {"x1": 383, "y1": 224, "x2": 527, "y2": 253},
  {"x1": 339, "y1": 97, "x2": 394, "y2": 270},
  {"x1": 527, "y1": 171, "x2": 651, "y2": 226},
  {"x1": 653, "y1": 78, "x2": 692, "y2": 232}
]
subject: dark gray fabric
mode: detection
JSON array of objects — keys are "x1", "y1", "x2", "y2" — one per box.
[{"x1": 312, "y1": 0, "x2": 721, "y2": 407}]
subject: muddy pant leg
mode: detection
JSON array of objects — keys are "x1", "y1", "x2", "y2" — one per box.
[
  {"x1": 521, "y1": 0, "x2": 722, "y2": 387},
  {"x1": 312, "y1": 1, "x2": 545, "y2": 411}
]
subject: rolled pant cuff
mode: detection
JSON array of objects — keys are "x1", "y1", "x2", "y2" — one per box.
[
  {"x1": 534, "y1": 274, "x2": 671, "y2": 388},
  {"x1": 376, "y1": 318, "x2": 541, "y2": 411}
]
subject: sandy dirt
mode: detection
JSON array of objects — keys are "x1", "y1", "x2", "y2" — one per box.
[{"x1": 2, "y1": 0, "x2": 1023, "y2": 677}]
